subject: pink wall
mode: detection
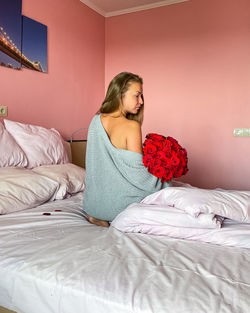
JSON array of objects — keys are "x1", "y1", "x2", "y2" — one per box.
[
  {"x1": 0, "y1": 0, "x2": 105, "y2": 139},
  {"x1": 1, "y1": 0, "x2": 249, "y2": 190},
  {"x1": 105, "y1": 0, "x2": 250, "y2": 190}
]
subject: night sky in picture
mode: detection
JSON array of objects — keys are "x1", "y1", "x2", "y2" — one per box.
[
  {"x1": 0, "y1": 0, "x2": 22, "y2": 69},
  {"x1": 22, "y1": 16, "x2": 47, "y2": 72}
]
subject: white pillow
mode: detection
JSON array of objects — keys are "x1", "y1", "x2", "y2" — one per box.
[
  {"x1": 141, "y1": 186, "x2": 250, "y2": 223},
  {"x1": 4, "y1": 119, "x2": 70, "y2": 168},
  {"x1": 32, "y1": 163, "x2": 86, "y2": 200},
  {"x1": 0, "y1": 122, "x2": 28, "y2": 167},
  {"x1": 0, "y1": 167, "x2": 59, "y2": 214}
]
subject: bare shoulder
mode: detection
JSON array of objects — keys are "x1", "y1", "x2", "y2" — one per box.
[
  {"x1": 124, "y1": 119, "x2": 143, "y2": 154},
  {"x1": 121, "y1": 119, "x2": 142, "y2": 139},
  {"x1": 123, "y1": 119, "x2": 141, "y2": 132},
  {"x1": 100, "y1": 114, "x2": 142, "y2": 153}
]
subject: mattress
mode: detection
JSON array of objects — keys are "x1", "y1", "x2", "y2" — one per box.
[{"x1": 0, "y1": 192, "x2": 250, "y2": 313}]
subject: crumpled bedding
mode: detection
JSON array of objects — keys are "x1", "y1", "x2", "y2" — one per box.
[
  {"x1": 111, "y1": 201, "x2": 250, "y2": 248},
  {"x1": 111, "y1": 183, "x2": 250, "y2": 248},
  {"x1": 0, "y1": 193, "x2": 250, "y2": 313}
]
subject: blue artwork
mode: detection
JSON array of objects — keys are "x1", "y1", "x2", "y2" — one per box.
[
  {"x1": 22, "y1": 16, "x2": 47, "y2": 72},
  {"x1": 0, "y1": 0, "x2": 22, "y2": 70},
  {"x1": 0, "y1": 0, "x2": 47, "y2": 72}
]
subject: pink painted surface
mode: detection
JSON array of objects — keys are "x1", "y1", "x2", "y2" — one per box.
[
  {"x1": 105, "y1": 0, "x2": 250, "y2": 190},
  {"x1": 1, "y1": 0, "x2": 249, "y2": 190},
  {"x1": 0, "y1": 0, "x2": 105, "y2": 140}
]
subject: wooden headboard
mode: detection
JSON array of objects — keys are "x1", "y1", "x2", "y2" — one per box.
[
  {"x1": 0, "y1": 306, "x2": 16, "y2": 313},
  {"x1": 69, "y1": 140, "x2": 87, "y2": 169}
]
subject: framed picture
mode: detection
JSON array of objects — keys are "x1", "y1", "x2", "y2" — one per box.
[
  {"x1": 0, "y1": 0, "x2": 22, "y2": 70},
  {"x1": 22, "y1": 15, "x2": 47, "y2": 73}
]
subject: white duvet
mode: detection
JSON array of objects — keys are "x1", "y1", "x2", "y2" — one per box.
[
  {"x1": 111, "y1": 184, "x2": 250, "y2": 248},
  {"x1": 0, "y1": 193, "x2": 250, "y2": 313},
  {"x1": 112, "y1": 202, "x2": 250, "y2": 248}
]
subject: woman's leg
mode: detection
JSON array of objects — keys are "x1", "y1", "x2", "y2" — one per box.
[{"x1": 88, "y1": 215, "x2": 110, "y2": 227}]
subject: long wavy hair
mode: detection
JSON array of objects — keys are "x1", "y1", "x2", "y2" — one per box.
[{"x1": 97, "y1": 72, "x2": 144, "y2": 124}]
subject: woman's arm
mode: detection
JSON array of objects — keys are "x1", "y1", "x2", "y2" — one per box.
[{"x1": 126, "y1": 120, "x2": 143, "y2": 154}]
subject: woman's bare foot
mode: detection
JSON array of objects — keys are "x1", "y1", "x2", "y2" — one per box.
[{"x1": 88, "y1": 215, "x2": 110, "y2": 227}]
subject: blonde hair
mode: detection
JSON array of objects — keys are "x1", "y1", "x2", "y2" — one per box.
[{"x1": 97, "y1": 72, "x2": 144, "y2": 124}]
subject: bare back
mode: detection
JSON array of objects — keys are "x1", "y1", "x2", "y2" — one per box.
[{"x1": 100, "y1": 114, "x2": 143, "y2": 154}]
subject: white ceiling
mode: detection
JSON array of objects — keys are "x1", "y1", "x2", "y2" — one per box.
[{"x1": 79, "y1": 0, "x2": 189, "y2": 17}]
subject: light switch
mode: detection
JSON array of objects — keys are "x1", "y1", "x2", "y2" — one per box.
[{"x1": 234, "y1": 128, "x2": 250, "y2": 137}]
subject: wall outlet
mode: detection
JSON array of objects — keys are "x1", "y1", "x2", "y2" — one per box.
[
  {"x1": 234, "y1": 128, "x2": 250, "y2": 137},
  {"x1": 0, "y1": 106, "x2": 8, "y2": 117}
]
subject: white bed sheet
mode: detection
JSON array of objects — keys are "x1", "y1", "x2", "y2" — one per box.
[{"x1": 0, "y1": 193, "x2": 250, "y2": 313}]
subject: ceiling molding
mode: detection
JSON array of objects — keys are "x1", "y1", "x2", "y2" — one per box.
[
  {"x1": 105, "y1": 0, "x2": 189, "y2": 17},
  {"x1": 80, "y1": 0, "x2": 190, "y2": 18},
  {"x1": 79, "y1": 0, "x2": 106, "y2": 16}
]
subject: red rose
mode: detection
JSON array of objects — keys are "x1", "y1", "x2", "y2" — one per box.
[
  {"x1": 153, "y1": 140, "x2": 164, "y2": 151},
  {"x1": 151, "y1": 165, "x2": 166, "y2": 179},
  {"x1": 167, "y1": 136, "x2": 180, "y2": 152},
  {"x1": 174, "y1": 166, "x2": 183, "y2": 178},
  {"x1": 148, "y1": 158, "x2": 162, "y2": 171},
  {"x1": 143, "y1": 138, "x2": 154, "y2": 147},
  {"x1": 162, "y1": 157, "x2": 172, "y2": 168},
  {"x1": 181, "y1": 148, "x2": 187, "y2": 158},
  {"x1": 162, "y1": 140, "x2": 172, "y2": 154},
  {"x1": 162, "y1": 169, "x2": 174, "y2": 182},
  {"x1": 170, "y1": 151, "x2": 180, "y2": 166},
  {"x1": 143, "y1": 154, "x2": 153, "y2": 167},
  {"x1": 155, "y1": 151, "x2": 166, "y2": 159},
  {"x1": 179, "y1": 155, "x2": 188, "y2": 167},
  {"x1": 178, "y1": 149, "x2": 188, "y2": 167},
  {"x1": 146, "y1": 133, "x2": 166, "y2": 141},
  {"x1": 167, "y1": 136, "x2": 178, "y2": 145},
  {"x1": 143, "y1": 143, "x2": 157, "y2": 155}
]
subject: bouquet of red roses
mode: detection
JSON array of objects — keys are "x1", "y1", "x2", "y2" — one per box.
[{"x1": 143, "y1": 133, "x2": 188, "y2": 182}]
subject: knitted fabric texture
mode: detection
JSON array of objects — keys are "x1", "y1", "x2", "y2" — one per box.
[{"x1": 83, "y1": 114, "x2": 171, "y2": 221}]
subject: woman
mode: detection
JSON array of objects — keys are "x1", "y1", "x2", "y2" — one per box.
[{"x1": 83, "y1": 72, "x2": 170, "y2": 227}]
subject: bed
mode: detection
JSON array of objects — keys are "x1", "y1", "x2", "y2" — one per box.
[{"x1": 0, "y1": 119, "x2": 250, "y2": 313}]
